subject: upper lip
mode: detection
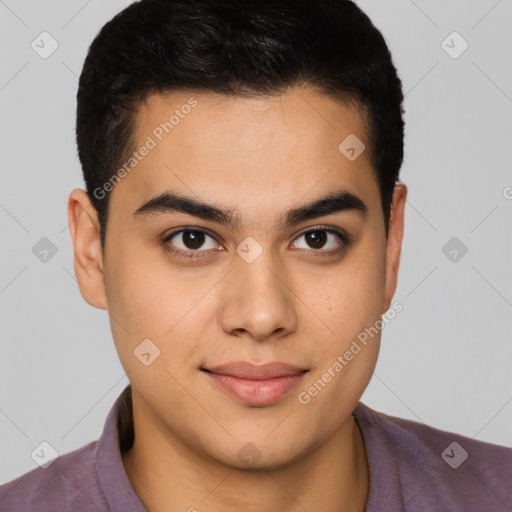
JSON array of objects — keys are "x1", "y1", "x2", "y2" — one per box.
[{"x1": 202, "y1": 361, "x2": 308, "y2": 380}]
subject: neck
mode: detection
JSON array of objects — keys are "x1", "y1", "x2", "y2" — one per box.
[{"x1": 122, "y1": 395, "x2": 369, "y2": 512}]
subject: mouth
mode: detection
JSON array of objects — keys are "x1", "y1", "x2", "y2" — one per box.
[{"x1": 201, "y1": 361, "x2": 308, "y2": 407}]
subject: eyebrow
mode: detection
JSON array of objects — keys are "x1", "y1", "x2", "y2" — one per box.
[{"x1": 132, "y1": 189, "x2": 368, "y2": 229}]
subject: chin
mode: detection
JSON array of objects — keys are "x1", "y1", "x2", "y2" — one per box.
[{"x1": 204, "y1": 439, "x2": 308, "y2": 473}]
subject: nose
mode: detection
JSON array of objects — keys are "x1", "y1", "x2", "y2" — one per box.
[{"x1": 219, "y1": 249, "x2": 298, "y2": 342}]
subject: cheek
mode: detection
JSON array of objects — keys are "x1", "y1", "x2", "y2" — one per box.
[
  {"x1": 302, "y1": 236, "x2": 386, "y2": 385},
  {"x1": 104, "y1": 245, "x2": 214, "y2": 375},
  {"x1": 105, "y1": 241, "x2": 196, "y2": 331},
  {"x1": 318, "y1": 246, "x2": 386, "y2": 339},
  {"x1": 296, "y1": 257, "x2": 385, "y2": 427},
  {"x1": 103, "y1": 246, "x2": 159, "y2": 340}
]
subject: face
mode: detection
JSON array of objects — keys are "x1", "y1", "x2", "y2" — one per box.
[{"x1": 68, "y1": 86, "x2": 406, "y2": 470}]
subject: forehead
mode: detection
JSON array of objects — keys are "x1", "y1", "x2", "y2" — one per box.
[{"x1": 111, "y1": 86, "x2": 379, "y2": 219}]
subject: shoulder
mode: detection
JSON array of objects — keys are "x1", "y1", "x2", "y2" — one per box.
[
  {"x1": 365, "y1": 404, "x2": 511, "y2": 468},
  {"x1": 0, "y1": 440, "x2": 107, "y2": 512},
  {"x1": 355, "y1": 403, "x2": 511, "y2": 511}
]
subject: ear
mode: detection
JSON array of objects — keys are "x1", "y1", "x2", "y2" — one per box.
[
  {"x1": 67, "y1": 189, "x2": 107, "y2": 310},
  {"x1": 382, "y1": 182, "x2": 407, "y2": 314}
]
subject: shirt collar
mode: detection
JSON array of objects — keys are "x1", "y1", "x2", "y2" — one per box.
[
  {"x1": 95, "y1": 385, "x2": 396, "y2": 512},
  {"x1": 94, "y1": 384, "x2": 146, "y2": 512}
]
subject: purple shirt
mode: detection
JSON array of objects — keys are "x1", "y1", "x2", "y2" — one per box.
[{"x1": 1, "y1": 385, "x2": 510, "y2": 511}]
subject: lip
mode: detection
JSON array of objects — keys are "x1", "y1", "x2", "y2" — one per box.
[{"x1": 202, "y1": 361, "x2": 308, "y2": 406}]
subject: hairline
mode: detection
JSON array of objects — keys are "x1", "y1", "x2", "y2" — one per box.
[{"x1": 97, "y1": 84, "x2": 383, "y2": 254}]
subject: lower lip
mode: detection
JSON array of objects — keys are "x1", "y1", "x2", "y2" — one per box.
[{"x1": 203, "y1": 371, "x2": 306, "y2": 406}]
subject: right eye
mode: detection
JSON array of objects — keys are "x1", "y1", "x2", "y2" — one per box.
[{"x1": 162, "y1": 228, "x2": 222, "y2": 258}]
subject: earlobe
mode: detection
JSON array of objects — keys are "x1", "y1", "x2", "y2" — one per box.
[
  {"x1": 382, "y1": 182, "x2": 407, "y2": 314},
  {"x1": 67, "y1": 189, "x2": 108, "y2": 310}
]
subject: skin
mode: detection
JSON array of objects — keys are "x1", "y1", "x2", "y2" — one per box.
[{"x1": 68, "y1": 86, "x2": 407, "y2": 512}]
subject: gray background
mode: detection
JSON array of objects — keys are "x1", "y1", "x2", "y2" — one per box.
[{"x1": 1, "y1": 0, "x2": 511, "y2": 484}]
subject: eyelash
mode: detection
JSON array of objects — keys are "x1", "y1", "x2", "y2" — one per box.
[{"x1": 161, "y1": 225, "x2": 350, "y2": 260}]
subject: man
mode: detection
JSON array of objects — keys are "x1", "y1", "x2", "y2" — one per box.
[{"x1": 1, "y1": 0, "x2": 510, "y2": 511}]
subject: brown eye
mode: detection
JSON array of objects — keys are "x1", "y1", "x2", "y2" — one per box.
[
  {"x1": 292, "y1": 228, "x2": 346, "y2": 252},
  {"x1": 181, "y1": 230, "x2": 206, "y2": 249},
  {"x1": 304, "y1": 230, "x2": 328, "y2": 249},
  {"x1": 165, "y1": 229, "x2": 218, "y2": 253}
]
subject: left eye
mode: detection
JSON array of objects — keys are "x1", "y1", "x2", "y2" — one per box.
[{"x1": 291, "y1": 229, "x2": 344, "y2": 251}]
